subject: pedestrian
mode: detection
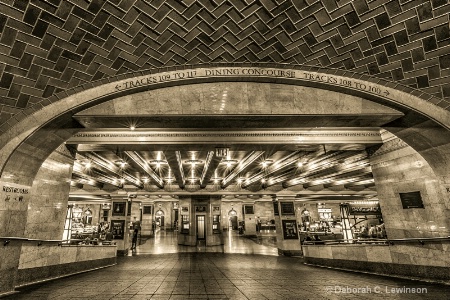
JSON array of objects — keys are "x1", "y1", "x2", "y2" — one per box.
[{"x1": 131, "y1": 228, "x2": 138, "y2": 250}]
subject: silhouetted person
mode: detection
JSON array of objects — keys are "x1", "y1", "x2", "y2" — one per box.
[
  {"x1": 105, "y1": 230, "x2": 113, "y2": 241},
  {"x1": 313, "y1": 234, "x2": 324, "y2": 244},
  {"x1": 131, "y1": 228, "x2": 138, "y2": 250}
]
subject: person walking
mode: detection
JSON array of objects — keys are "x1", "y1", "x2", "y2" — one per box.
[{"x1": 131, "y1": 228, "x2": 138, "y2": 250}]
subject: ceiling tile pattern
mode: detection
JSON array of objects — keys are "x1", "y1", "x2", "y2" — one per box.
[{"x1": 0, "y1": 0, "x2": 449, "y2": 124}]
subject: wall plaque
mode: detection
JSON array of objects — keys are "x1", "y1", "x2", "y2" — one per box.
[
  {"x1": 280, "y1": 202, "x2": 295, "y2": 215},
  {"x1": 399, "y1": 191, "x2": 424, "y2": 209},
  {"x1": 143, "y1": 206, "x2": 152, "y2": 214},
  {"x1": 244, "y1": 205, "x2": 254, "y2": 214}
]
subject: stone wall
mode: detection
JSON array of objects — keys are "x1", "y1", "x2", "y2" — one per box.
[
  {"x1": 369, "y1": 136, "x2": 450, "y2": 239},
  {"x1": 303, "y1": 243, "x2": 450, "y2": 281},
  {"x1": 16, "y1": 244, "x2": 117, "y2": 286},
  {"x1": 24, "y1": 145, "x2": 74, "y2": 240}
]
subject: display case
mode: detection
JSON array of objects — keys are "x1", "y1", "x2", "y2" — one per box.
[
  {"x1": 111, "y1": 220, "x2": 125, "y2": 239},
  {"x1": 181, "y1": 215, "x2": 189, "y2": 234},
  {"x1": 212, "y1": 215, "x2": 220, "y2": 234}
]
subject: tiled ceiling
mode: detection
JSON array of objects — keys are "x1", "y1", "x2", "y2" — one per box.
[{"x1": 0, "y1": 0, "x2": 449, "y2": 125}]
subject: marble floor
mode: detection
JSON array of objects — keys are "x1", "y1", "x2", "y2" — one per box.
[
  {"x1": 131, "y1": 229, "x2": 279, "y2": 256},
  {"x1": 5, "y1": 230, "x2": 449, "y2": 300}
]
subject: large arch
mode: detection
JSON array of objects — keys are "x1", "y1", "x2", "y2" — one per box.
[
  {"x1": 1, "y1": 64, "x2": 449, "y2": 185},
  {"x1": 1, "y1": 64, "x2": 449, "y2": 293}
]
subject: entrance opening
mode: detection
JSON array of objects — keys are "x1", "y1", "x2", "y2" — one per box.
[
  {"x1": 155, "y1": 210, "x2": 164, "y2": 229},
  {"x1": 228, "y1": 209, "x2": 238, "y2": 230},
  {"x1": 197, "y1": 215, "x2": 205, "y2": 240}
]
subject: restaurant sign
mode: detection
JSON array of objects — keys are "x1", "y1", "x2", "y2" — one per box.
[{"x1": 349, "y1": 204, "x2": 381, "y2": 215}]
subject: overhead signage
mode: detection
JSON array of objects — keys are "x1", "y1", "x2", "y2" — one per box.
[
  {"x1": 1, "y1": 182, "x2": 30, "y2": 206},
  {"x1": 349, "y1": 204, "x2": 381, "y2": 215},
  {"x1": 215, "y1": 147, "x2": 229, "y2": 158},
  {"x1": 112, "y1": 67, "x2": 392, "y2": 99}
]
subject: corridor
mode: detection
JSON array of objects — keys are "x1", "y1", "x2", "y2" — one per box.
[
  {"x1": 131, "y1": 229, "x2": 278, "y2": 256},
  {"x1": 5, "y1": 230, "x2": 449, "y2": 300}
]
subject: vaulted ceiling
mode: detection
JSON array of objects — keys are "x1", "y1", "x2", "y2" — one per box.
[
  {"x1": 1, "y1": 0, "x2": 449, "y2": 201},
  {"x1": 0, "y1": 0, "x2": 449, "y2": 125}
]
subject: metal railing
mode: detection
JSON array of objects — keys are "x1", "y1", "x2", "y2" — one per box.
[
  {"x1": 302, "y1": 236, "x2": 450, "y2": 246},
  {"x1": 0, "y1": 236, "x2": 116, "y2": 246}
]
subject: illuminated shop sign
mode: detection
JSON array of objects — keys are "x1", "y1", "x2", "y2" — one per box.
[{"x1": 349, "y1": 204, "x2": 381, "y2": 215}]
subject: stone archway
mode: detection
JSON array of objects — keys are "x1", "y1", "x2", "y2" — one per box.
[{"x1": 0, "y1": 64, "x2": 449, "y2": 294}]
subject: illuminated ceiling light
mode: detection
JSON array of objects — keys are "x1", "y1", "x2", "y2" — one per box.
[
  {"x1": 85, "y1": 162, "x2": 91, "y2": 169},
  {"x1": 261, "y1": 178, "x2": 266, "y2": 183},
  {"x1": 149, "y1": 159, "x2": 168, "y2": 168},
  {"x1": 297, "y1": 162, "x2": 303, "y2": 167},
  {"x1": 184, "y1": 159, "x2": 203, "y2": 165},
  {"x1": 115, "y1": 160, "x2": 127, "y2": 168},
  {"x1": 261, "y1": 159, "x2": 273, "y2": 168},
  {"x1": 142, "y1": 177, "x2": 149, "y2": 184},
  {"x1": 130, "y1": 125, "x2": 135, "y2": 130},
  {"x1": 237, "y1": 178, "x2": 243, "y2": 184},
  {"x1": 221, "y1": 159, "x2": 238, "y2": 167},
  {"x1": 120, "y1": 178, "x2": 125, "y2": 184}
]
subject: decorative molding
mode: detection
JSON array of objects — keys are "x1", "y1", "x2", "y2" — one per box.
[
  {"x1": 68, "y1": 130, "x2": 382, "y2": 146},
  {"x1": 369, "y1": 137, "x2": 409, "y2": 158}
]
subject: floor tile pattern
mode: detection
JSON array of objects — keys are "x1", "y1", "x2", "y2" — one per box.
[
  {"x1": 5, "y1": 230, "x2": 449, "y2": 300},
  {"x1": 6, "y1": 253, "x2": 449, "y2": 300}
]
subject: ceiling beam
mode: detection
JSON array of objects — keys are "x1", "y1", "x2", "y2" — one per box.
[
  {"x1": 282, "y1": 151, "x2": 369, "y2": 188},
  {"x1": 165, "y1": 151, "x2": 185, "y2": 189},
  {"x1": 221, "y1": 151, "x2": 265, "y2": 188},
  {"x1": 124, "y1": 151, "x2": 164, "y2": 188},
  {"x1": 81, "y1": 152, "x2": 143, "y2": 189},
  {"x1": 200, "y1": 151, "x2": 222, "y2": 188},
  {"x1": 241, "y1": 151, "x2": 303, "y2": 188},
  {"x1": 71, "y1": 174, "x2": 104, "y2": 189}
]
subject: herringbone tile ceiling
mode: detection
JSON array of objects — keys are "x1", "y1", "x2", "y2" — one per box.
[{"x1": 0, "y1": 0, "x2": 449, "y2": 125}]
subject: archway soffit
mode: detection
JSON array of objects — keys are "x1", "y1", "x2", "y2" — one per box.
[{"x1": 1, "y1": 63, "x2": 450, "y2": 140}]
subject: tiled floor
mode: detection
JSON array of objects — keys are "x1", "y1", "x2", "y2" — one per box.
[{"x1": 6, "y1": 230, "x2": 449, "y2": 300}]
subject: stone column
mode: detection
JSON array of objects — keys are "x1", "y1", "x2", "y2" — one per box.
[
  {"x1": 243, "y1": 201, "x2": 257, "y2": 236},
  {"x1": 140, "y1": 203, "x2": 153, "y2": 237},
  {"x1": 178, "y1": 196, "x2": 195, "y2": 246},
  {"x1": 0, "y1": 144, "x2": 74, "y2": 295},
  {"x1": 207, "y1": 196, "x2": 223, "y2": 246},
  {"x1": 110, "y1": 197, "x2": 130, "y2": 255},
  {"x1": 274, "y1": 196, "x2": 302, "y2": 256}
]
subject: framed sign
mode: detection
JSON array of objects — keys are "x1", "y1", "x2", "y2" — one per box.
[
  {"x1": 101, "y1": 203, "x2": 111, "y2": 210},
  {"x1": 127, "y1": 201, "x2": 132, "y2": 216},
  {"x1": 111, "y1": 220, "x2": 125, "y2": 239},
  {"x1": 195, "y1": 205, "x2": 206, "y2": 212},
  {"x1": 143, "y1": 205, "x2": 152, "y2": 214},
  {"x1": 273, "y1": 201, "x2": 279, "y2": 216},
  {"x1": 181, "y1": 206, "x2": 189, "y2": 213},
  {"x1": 244, "y1": 205, "x2": 254, "y2": 214},
  {"x1": 212, "y1": 206, "x2": 220, "y2": 212},
  {"x1": 349, "y1": 204, "x2": 381, "y2": 215},
  {"x1": 112, "y1": 202, "x2": 126, "y2": 216},
  {"x1": 399, "y1": 191, "x2": 424, "y2": 209},
  {"x1": 282, "y1": 220, "x2": 298, "y2": 240},
  {"x1": 280, "y1": 202, "x2": 295, "y2": 215}
]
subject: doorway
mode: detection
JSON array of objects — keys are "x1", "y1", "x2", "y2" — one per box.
[
  {"x1": 155, "y1": 210, "x2": 165, "y2": 229},
  {"x1": 197, "y1": 215, "x2": 205, "y2": 240},
  {"x1": 228, "y1": 209, "x2": 238, "y2": 230}
]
